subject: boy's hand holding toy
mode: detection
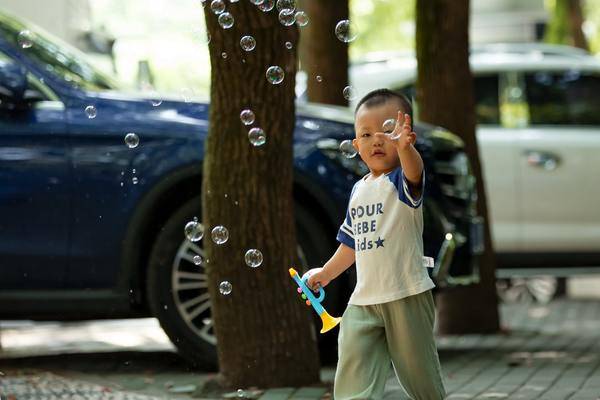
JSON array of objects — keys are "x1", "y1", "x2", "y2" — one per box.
[
  {"x1": 305, "y1": 267, "x2": 331, "y2": 292},
  {"x1": 289, "y1": 267, "x2": 341, "y2": 334}
]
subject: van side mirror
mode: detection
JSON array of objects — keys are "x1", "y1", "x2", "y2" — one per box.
[{"x1": 0, "y1": 61, "x2": 27, "y2": 109}]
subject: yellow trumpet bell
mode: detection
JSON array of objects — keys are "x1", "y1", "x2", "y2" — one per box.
[{"x1": 320, "y1": 310, "x2": 342, "y2": 333}]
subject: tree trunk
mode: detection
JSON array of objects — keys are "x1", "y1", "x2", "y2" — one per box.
[
  {"x1": 545, "y1": 0, "x2": 589, "y2": 51},
  {"x1": 567, "y1": 0, "x2": 589, "y2": 50},
  {"x1": 416, "y1": 0, "x2": 500, "y2": 334},
  {"x1": 299, "y1": 0, "x2": 349, "y2": 106},
  {"x1": 203, "y1": 3, "x2": 320, "y2": 389}
]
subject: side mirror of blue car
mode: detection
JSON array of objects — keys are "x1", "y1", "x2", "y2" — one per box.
[{"x1": 0, "y1": 61, "x2": 28, "y2": 107}]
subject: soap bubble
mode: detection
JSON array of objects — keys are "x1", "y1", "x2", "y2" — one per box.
[
  {"x1": 276, "y1": 0, "x2": 295, "y2": 12},
  {"x1": 257, "y1": 0, "x2": 274, "y2": 11},
  {"x1": 240, "y1": 109, "x2": 255, "y2": 125},
  {"x1": 240, "y1": 35, "x2": 256, "y2": 51},
  {"x1": 193, "y1": 255, "x2": 202, "y2": 265},
  {"x1": 249, "y1": 0, "x2": 264, "y2": 4},
  {"x1": 85, "y1": 105, "x2": 97, "y2": 119},
  {"x1": 316, "y1": 75, "x2": 323, "y2": 82},
  {"x1": 132, "y1": 177, "x2": 139, "y2": 185},
  {"x1": 219, "y1": 281, "x2": 232, "y2": 295},
  {"x1": 245, "y1": 249, "x2": 263, "y2": 268},
  {"x1": 221, "y1": 52, "x2": 228, "y2": 59},
  {"x1": 295, "y1": 11, "x2": 309, "y2": 26},
  {"x1": 192, "y1": 27, "x2": 211, "y2": 44},
  {"x1": 184, "y1": 221, "x2": 204, "y2": 242},
  {"x1": 210, "y1": 0, "x2": 226, "y2": 14},
  {"x1": 339, "y1": 139, "x2": 357, "y2": 158},
  {"x1": 17, "y1": 30, "x2": 34, "y2": 49},
  {"x1": 265, "y1": 66, "x2": 284, "y2": 84},
  {"x1": 248, "y1": 127, "x2": 267, "y2": 146},
  {"x1": 343, "y1": 85, "x2": 356, "y2": 100},
  {"x1": 278, "y1": 9, "x2": 296, "y2": 26},
  {"x1": 335, "y1": 19, "x2": 357, "y2": 43},
  {"x1": 285, "y1": 41, "x2": 293, "y2": 49},
  {"x1": 150, "y1": 95, "x2": 163, "y2": 107},
  {"x1": 382, "y1": 118, "x2": 396, "y2": 133},
  {"x1": 124, "y1": 133, "x2": 139, "y2": 148},
  {"x1": 211, "y1": 225, "x2": 229, "y2": 244},
  {"x1": 218, "y1": 12, "x2": 235, "y2": 28}
]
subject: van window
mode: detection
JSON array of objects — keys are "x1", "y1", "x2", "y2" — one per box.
[
  {"x1": 525, "y1": 70, "x2": 600, "y2": 126},
  {"x1": 396, "y1": 75, "x2": 500, "y2": 125},
  {"x1": 474, "y1": 75, "x2": 500, "y2": 125}
]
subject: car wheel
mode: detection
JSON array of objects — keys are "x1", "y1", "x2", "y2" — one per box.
[
  {"x1": 147, "y1": 196, "x2": 216, "y2": 369},
  {"x1": 147, "y1": 196, "x2": 340, "y2": 369},
  {"x1": 496, "y1": 276, "x2": 558, "y2": 304}
]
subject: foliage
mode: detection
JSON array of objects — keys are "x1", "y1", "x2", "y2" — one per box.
[
  {"x1": 544, "y1": 0, "x2": 570, "y2": 46},
  {"x1": 349, "y1": 0, "x2": 415, "y2": 59},
  {"x1": 584, "y1": 0, "x2": 600, "y2": 52}
]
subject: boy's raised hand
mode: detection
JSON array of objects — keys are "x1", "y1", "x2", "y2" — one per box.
[{"x1": 390, "y1": 111, "x2": 416, "y2": 151}]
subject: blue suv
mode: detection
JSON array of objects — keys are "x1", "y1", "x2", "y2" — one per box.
[{"x1": 0, "y1": 11, "x2": 481, "y2": 368}]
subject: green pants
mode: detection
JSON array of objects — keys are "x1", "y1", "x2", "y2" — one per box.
[{"x1": 334, "y1": 290, "x2": 446, "y2": 400}]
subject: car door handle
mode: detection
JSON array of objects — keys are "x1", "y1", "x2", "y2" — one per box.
[{"x1": 524, "y1": 150, "x2": 560, "y2": 171}]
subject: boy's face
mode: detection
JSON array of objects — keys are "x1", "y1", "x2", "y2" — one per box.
[{"x1": 353, "y1": 100, "x2": 403, "y2": 176}]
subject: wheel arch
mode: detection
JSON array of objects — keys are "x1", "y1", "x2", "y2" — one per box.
[
  {"x1": 120, "y1": 166, "x2": 346, "y2": 311},
  {"x1": 119, "y1": 164, "x2": 203, "y2": 310}
]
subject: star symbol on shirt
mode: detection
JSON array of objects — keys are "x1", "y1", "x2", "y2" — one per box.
[{"x1": 375, "y1": 237, "x2": 385, "y2": 248}]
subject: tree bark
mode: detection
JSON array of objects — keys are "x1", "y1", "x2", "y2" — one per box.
[
  {"x1": 299, "y1": 0, "x2": 349, "y2": 106},
  {"x1": 203, "y1": 3, "x2": 320, "y2": 388},
  {"x1": 416, "y1": 0, "x2": 500, "y2": 334},
  {"x1": 567, "y1": 0, "x2": 589, "y2": 50}
]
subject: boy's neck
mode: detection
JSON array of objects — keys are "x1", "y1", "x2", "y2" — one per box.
[{"x1": 368, "y1": 166, "x2": 396, "y2": 178}]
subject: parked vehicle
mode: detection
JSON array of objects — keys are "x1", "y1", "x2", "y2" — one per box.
[
  {"x1": 0, "y1": 10, "x2": 480, "y2": 368},
  {"x1": 300, "y1": 43, "x2": 600, "y2": 274}
]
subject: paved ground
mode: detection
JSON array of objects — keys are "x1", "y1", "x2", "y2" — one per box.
[{"x1": 1, "y1": 291, "x2": 599, "y2": 399}]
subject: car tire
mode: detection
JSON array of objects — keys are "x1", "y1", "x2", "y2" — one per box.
[
  {"x1": 147, "y1": 196, "x2": 342, "y2": 369},
  {"x1": 147, "y1": 196, "x2": 217, "y2": 370}
]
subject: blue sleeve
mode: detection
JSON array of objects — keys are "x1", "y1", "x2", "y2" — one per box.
[
  {"x1": 336, "y1": 182, "x2": 358, "y2": 249},
  {"x1": 387, "y1": 167, "x2": 425, "y2": 208}
]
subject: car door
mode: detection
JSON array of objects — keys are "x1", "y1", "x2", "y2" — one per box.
[
  {"x1": 0, "y1": 53, "x2": 70, "y2": 289},
  {"x1": 474, "y1": 73, "x2": 521, "y2": 253},
  {"x1": 517, "y1": 69, "x2": 600, "y2": 252}
]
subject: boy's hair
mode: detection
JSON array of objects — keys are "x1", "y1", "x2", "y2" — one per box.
[{"x1": 354, "y1": 88, "x2": 413, "y2": 129}]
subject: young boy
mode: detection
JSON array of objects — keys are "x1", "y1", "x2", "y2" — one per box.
[{"x1": 307, "y1": 89, "x2": 446, "y2": 399}]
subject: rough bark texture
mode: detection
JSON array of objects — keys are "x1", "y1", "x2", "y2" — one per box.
[
  {"x1": 298, "y1": 0, "x2": 349, "y2": 106},
  {"x1": 545, "y1": 0, "x2": 589, "y2": 51},
  {"x1": 416, "y1": 0, "x2": 500, "y2": 334},
  {"x1": 203, "y1": 3, "x2": 320, "y2": 388}
]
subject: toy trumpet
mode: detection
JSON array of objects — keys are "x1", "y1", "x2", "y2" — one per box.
[{"x1": 289, "y1": 267, "x2": 341, "y2": 333}]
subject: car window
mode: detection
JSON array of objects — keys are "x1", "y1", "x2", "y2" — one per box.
[
  {"x1": 396, "y1": 76, "x2": 500, "y2": 125},
  {"x1": 525, "y1": 70, "x2": 600, "y2": 126},
  {"x1": 474, "y1": 75, "x2": 500, "y2": 125},
  {"x1": 0, "y1": 13, "x2": 120, "y2": 91},
  {"x1": 0, "y1": 49, "x2": 56, "y2": 104}
]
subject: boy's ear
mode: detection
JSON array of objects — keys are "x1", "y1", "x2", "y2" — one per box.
[{"x1": 352, "y1": 138, "x2": 359, "y2": 153}]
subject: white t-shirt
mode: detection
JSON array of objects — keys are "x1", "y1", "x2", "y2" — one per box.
[{"x1": 336, "y1": 167, "x2": 435, "y2": 305}]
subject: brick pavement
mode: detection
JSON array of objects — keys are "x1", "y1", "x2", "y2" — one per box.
[
  {"x1": 1, "y1": 298, "x2": 599, "y2": 399},
  {"x1": 381, "y1": 299, "x2": 600, "y2": 400}
]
